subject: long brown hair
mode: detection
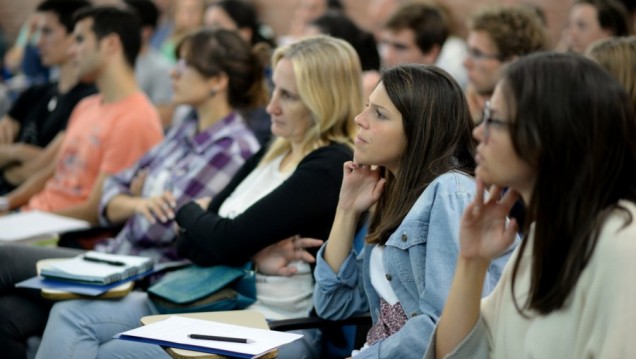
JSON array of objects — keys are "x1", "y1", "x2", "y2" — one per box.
[
  {"x1": 176, "y1": 28, "x2": 268, "y2": 109},
  {"x1": 503, "y1": 52, "x2": 636, "y2": 314},
  {"x1": 367, "y1": 65, "x2": 476, "y2": 244}
]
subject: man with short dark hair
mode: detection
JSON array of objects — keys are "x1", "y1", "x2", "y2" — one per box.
[
  {"x1": 566, "y1": 0, "x2": 632, "y2": 54},
  {"x1": 379, "y1": 2, "x2": 468, "y2": 88},
  {"x1": 0, "y1": 0, "x2": 95, "y2": 196},
  {"x1": 1, "y1": 6, "x2": 163, "y2": 223}
]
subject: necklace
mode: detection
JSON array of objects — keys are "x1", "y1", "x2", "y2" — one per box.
[{"x1": 47, "y1": 96, "x2": 58, "y2": 112}]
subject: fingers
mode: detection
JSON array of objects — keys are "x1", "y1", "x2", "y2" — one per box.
[
  {"x1": 474, "y1": 178, "x2": 485, "y2": 205},
  {"x1": 162, "y1": 191, "x2": 177, "y2": 208},
  {"x1": 294, "y1": 237, "x2": 324, "y2": 249},
  {"x1": 485, "y1": 185, "x2": 504, "y2": 205},
  {"x1": 503, "y1": 218, "x2": 519, "y2": 246},
  {"x1": 500, "y1": 189, "x2": 520, "y2": 212},
  {"x1": 139, "y1": 196, "x2": 176, "y2": 224},
  {"x1": 277, "y1": 265, "x2": 299, "y2": 277}
]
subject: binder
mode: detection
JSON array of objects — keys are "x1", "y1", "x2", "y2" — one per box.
[{"x1": 39, "y1": 251, "x2": 154, "y2": 285}]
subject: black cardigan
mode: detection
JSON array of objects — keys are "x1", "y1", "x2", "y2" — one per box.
[{"x1": 175, "y1": 142, "x2": 352, "y2": 266}]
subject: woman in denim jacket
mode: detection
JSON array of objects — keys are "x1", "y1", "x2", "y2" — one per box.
[{"x1": 312, "y1": 65, "x2": 515, "y2": 358}]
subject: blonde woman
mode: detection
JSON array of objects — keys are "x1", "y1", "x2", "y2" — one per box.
[
  {"x1": 586, "y1": 36, "x2": 636, "y2": 111},
  {"x1": 37, "y1": 35, "x2": 363, "y2": 359}
]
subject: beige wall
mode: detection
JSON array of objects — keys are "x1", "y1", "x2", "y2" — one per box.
[{"x1": 1, "y1": 0, "x2": 572, "y2": 48}]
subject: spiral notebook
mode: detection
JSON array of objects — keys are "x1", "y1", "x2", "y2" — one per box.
[{"x1": 40, "y1": 251, "x2": 154, "y2": 285}]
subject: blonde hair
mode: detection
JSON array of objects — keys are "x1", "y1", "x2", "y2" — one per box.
[
  {"x1": 587, "y1": 36, "x2": 636, "y2": 113},
  {"x1": 261, "y1": 35, "x2": 362, "y2": 165}
]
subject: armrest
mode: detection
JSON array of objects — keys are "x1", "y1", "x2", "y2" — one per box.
[
  {"x1": 57, "y1": 224, "x2": 122, "y2": 249},
  {"x1": 268, "y1": 313, "x2": 372, "y2": 332}
]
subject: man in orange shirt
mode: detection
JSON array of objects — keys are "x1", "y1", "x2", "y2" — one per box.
[{"x1": 0, "y1": 6, "x2": 163, "y2": 224}]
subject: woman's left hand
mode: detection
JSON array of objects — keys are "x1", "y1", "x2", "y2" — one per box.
[{"x1": 252, "y1": 236, "x2": 324, "y2": 276}]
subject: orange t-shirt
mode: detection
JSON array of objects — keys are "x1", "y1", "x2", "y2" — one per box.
[{"x1": 24, "y1": 92, "x2": 163, "y2": 212}]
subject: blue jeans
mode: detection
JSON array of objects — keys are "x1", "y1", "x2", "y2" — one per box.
[{"x1": 35, "y1": 292, "x2": 321, "y2": 359}]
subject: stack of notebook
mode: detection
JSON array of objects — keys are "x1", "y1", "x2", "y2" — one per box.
[
  {"x1": 40, "y1": 251, "x2": 154, "y2": 285},
  {"x1": 16, "y1": 252, "x2": 155, "y2": 296}
]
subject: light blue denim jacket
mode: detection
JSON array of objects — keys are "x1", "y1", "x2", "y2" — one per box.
[{"x1": 313, "y1": 172, "x2": 516, "y2": 359}]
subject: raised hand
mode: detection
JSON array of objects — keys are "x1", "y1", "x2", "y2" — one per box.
[
  {"x1": 338, "y1": 161, "x2": 386, "y2": 214},
  {"x1": 460, "y1": 179, "x2": 519, "y2": 262},
  {"x1": 253, "y1": 236, "x2": 324, "y2": 276},
  {"x1": 135, "y1": 191, "x2": 177, "y2": 224}
]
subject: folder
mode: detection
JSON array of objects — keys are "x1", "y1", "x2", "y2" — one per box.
[{"x1": 115, "y1": 315, "x2": 302, "y2": 359}]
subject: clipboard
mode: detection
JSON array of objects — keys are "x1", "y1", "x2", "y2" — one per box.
[{"x1": 139, "y1": 311, "x2": 278, "y2": 359}]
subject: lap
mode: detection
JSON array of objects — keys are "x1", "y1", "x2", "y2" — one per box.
[
  {"x1": 50, "y1": 291, "x2": 158, "y2": 337},
  {"x1": 0, "y1": 244, "x2": 83, "y2": 290}
]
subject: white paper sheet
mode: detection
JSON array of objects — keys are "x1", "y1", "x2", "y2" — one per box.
[
  {"x1": 0, "y1": 211, "x2": 89, "y2": 242},
  {"x1": 116, "y1": 316, "x2": 302, "y2": 357}
]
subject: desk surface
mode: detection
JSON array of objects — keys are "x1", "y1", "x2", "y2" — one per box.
[{"x1": 141, "y1": 311, "x2": 277, "y2": 359}]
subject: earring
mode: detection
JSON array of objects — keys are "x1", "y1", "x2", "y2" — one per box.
[{"x1": 210, "y1": 89, "x2": 218, "y2": 97}]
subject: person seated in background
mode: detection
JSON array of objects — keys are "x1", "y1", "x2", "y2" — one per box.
[
  {"x1": 281, "y1": 0, "x2": 343, "y2": 44},
  {"x1": 0, "y1": 0, "x2": 96, "y2": 197},
  {"x1": 123, "y1": 0, "x2": 175, "y2": 130},
  {"x1": 378, "y1": 2, "x2": 467, "y2": 89},
  {"x1": 0, "y1": 27, "x2": 266, "y2": 358},
  {"x1": 3, "y1": 14, "x2": 50, "y2": 96},
  {"x1": 0, "y1": 6, "x2": 163, "y2": 220},
  {"x1": 311, "y1": 65, "x2": 514, "y2": 359},
  {"x1": 156, "y1": 0, "x2": 204, "y2": 63},
  {"x1": 586, "y1": 36, "x2": 636, "y2": 111},
  {"x1": 565, "y1": 0, "x2": 632, "y2": 54},
  {"x1": 203, "y1": 0, "x2": 277, "y2": 146},
  {"x1": 304, "y1": 9, "x2": 380, "y2": 99},
  {"x1": 36, "y1": 35, "x2": 363, "y2": 359},
  {"x1": 463, "y1": 5, "x2": 547, "y2": 122},
  {"x1": 429, "y1": 52, "x2": 636, "y2": 358}
]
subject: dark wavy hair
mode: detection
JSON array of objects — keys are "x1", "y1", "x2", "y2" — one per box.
[
  {"x1": 311, "y1": 10, "x2": 380, "y2": 71},
  {"x1": 207, "y1": 0, "x2": 276, "y2": 48},
  {"x1": 367, "y1": 65, "x2": 476, "y2": 244},
  {"x1": 502, "y1": 52, "x2": 636, "y2": 314},
  {"x1": 575, "y1": 0, "x2": 633, "y2": 36},
  {"x1": 176, "y1": 28, "x2": 268, "y2": 109}
]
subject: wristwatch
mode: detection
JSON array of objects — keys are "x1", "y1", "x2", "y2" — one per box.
[{"x1": 0, "y1": 197, "x2": 10, "y2": 212}]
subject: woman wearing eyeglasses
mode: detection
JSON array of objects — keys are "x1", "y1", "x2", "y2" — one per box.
[
  {"x1": 429, "y1": 53, "x2": 636, "y2": 358},
  {"x1": 309, "y1": 64, "x2": 515, "y2": 359}
]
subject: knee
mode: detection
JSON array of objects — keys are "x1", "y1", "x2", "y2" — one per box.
[{"x1": 48, "y1": 301, "x2": 83, "y2": 328}]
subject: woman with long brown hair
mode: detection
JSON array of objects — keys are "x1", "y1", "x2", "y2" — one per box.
[
  {"x1": 312, "y1": 64, "x2": 514, "y2": 358},
  {"x1": 431, "y1": 52, "x2": 636, "y2": 358}
]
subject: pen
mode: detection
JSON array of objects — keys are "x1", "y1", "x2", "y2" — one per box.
[
  {"x1": 82, "y1": 255, "x2": 126, "y2": 266},
  {"x1": 188, "y1": 334, "x2": 249, "y2": 343}
]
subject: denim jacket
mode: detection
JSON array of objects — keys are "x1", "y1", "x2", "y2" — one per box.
[{"x1": 313, "y1": 172, "x2": 516, "y2": 359}]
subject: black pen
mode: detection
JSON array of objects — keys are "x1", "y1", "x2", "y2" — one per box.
[
  {"x1": 82, "y1": 255, "x2": 126, "y2": 266},
  {"x1": 188, "y1": 334, "x2": 250, "y2": 343}
]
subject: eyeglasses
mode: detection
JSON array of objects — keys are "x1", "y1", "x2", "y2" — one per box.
[
  {"x1": 481, "y1": 101, "x2": 509, "y2": 142},
  {"x1": 466, "y1": 48, "x2": 502, "y2": 62}
]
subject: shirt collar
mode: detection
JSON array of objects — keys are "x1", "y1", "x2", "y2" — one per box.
[{"x1": 183, "y1": 111, "x2": 242, "y2": 153}]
